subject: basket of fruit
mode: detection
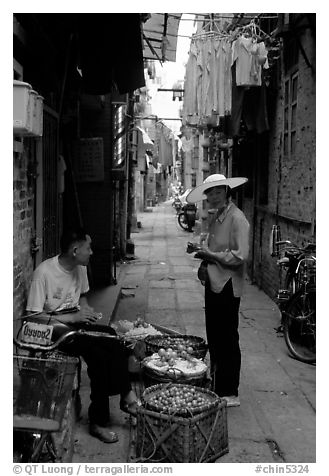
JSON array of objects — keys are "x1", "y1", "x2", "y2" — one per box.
[
  {"x1": 141, "y1": 348, "x2": 208, "y2": 387},
  {"x1": 136, "y1": 383, "x2": 228, "y2": 462},
  {"x1": 144, "y1": 334, "x2": 208, "y2": 360},
  {"x1": 113, "y1": 318, "x2": 163, "y2": 342},
  {"x1": 142, "y1": 382, "x2": 219, "y2": 416}
]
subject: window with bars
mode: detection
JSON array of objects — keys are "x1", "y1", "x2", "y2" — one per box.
[
  {"x1": 283, "y1": 72, "x2": 298, "y2": 158},
  {"x1": 283, "y1": 33, "x2": 299, "y2": 159}
]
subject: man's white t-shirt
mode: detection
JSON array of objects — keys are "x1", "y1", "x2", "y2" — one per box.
[{"x1": 26, "y1": 255, "x2": 89, "y2": 313}]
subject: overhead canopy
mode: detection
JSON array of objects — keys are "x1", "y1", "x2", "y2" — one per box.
[
  {"x1": 142, "y1": 13, "x2": 182, "y2": 62},
  {"x1": 14, "y1": 13, "x2": 146, "y2": 95},
  {"x1": 77, "y1": 14, "x2": 145, "y2": 94}
]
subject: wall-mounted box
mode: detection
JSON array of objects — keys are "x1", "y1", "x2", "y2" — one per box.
[
  {"x1": 13, "y1": 80, "x2": 32, "y2": 135},
  {"x1": 13, "y1": 81, "x2": 44, "y2": 137},
  {"x1": 26, "y1": 90, "x2": 44, "y2": 136},
  {"x1": 26, "y1": 89, "x2": 38, "y2": 136},
  {"x1": 34, "y1": 95, "x2": 44, "y2": 136}
]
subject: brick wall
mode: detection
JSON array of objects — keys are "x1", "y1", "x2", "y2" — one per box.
[
  {"x1": 244, "y1": 27, "x2": 316, "y2": 299},
  {"x1": 13, "y1": 141, "x2": 35, "y2": 331}
]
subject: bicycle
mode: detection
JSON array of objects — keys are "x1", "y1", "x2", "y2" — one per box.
[{"x1": 270, "y1": 229, "x2": 316, "y2": 364}]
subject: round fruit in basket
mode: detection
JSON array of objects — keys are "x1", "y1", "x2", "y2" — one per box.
[
  {"x1": 145, "y1": 335, "x2": 208, "y2": 360},
  {"x1": 143, "y1": 383, "x2": 220, "y2": 416},
  {"x1": 142, "y1": 352, "x2": 207, "y2": 382}
]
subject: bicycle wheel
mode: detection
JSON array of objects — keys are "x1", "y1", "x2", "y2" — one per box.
[
  {"x1": 50, "y1": 394, "x2": 76, "y2": 462},
  {"x1": 283, "y1": 287, "x2": 316, "y2": 364},
  {"x1": 285, "y1": 274, "x2": 297, "y2": 296},
  {"x1": 178, "y1": 212, "x2": 189, "y2": 231}
]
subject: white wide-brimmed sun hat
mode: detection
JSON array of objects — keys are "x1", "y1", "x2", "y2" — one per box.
[{"x1": 186, "y1": 174, "x2": 248, "y2": 203}]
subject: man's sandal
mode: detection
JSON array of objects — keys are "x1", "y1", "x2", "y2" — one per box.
[{"x1": 89, "y1": 424, "x2": 119, "y2": 443}]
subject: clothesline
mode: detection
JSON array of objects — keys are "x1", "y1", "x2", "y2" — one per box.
[
  {"x1": 192, "y1": 31, "x2": 231, "y2": 40},
  {"x1": 191, "y1": 16, "x2": 273, "y2": 43},
  {"x1": 192, "y1": 27, "x2": 270, "y2": 43},
  {"x1": 231, "y1": 19, "x2": 271, "y2": 40},
  {"x1": 170, "y1": 14, "x2": 279, "y2": 21}
]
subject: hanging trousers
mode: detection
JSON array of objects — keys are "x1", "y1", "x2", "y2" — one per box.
[
  {"x1": 61, "y1": 324, "x2": 132, "y2": 427},
  {"x1": 205, "y1": 279, "x2": 241, "y2": 397}
]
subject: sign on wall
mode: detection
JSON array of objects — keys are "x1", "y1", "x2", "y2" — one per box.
[{"x1": 73, "y1": 138, "x2": 104, "y2": 182}]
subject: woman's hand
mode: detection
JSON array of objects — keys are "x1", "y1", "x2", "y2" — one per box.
[{"x1": 194, "y1": 248, "x2": 215, "y2": 262}]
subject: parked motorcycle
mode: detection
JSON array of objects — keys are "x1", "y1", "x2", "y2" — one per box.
[
  {"x1": 270, "y1": 225, "x2": 316, "y2": 364},
  {"x1": 172, "y1": 195, "x2": 183, "y2": 214},
  {"x1": 13, "y1": 317, "x2": 80, "y2": 462},
  {"x1": 178, "y1": 203, "x2": 197, "y2": 232},
  {"x1": 13, "y1": 311, "x2": 122, "y2": 462}
]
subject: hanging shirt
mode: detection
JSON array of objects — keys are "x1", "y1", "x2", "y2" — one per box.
[
  {"x1": 182, "y1": 41, "x2": 199, "y2": 122},
  {"x1": 231, "y1": 36, "x2": 269, "y2": 87}
]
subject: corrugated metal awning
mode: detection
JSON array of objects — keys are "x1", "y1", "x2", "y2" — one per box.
[{"x1": 142, "y1": 13, "x2": 182, "y2": 62}]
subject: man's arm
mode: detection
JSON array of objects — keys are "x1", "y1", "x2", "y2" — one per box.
[
  {"x1": 52, "y1": 294, "x2": 98, "y2": 325},
  {"x1": 53, "y1": 308, "x2": 98, "y2": 325}
]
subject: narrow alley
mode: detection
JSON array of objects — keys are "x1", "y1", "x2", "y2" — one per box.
[
  {"x1": 12, "y1": 12, "x2": 317, "y2": 470},
  {"x1": 73, "y1": 202, "x2": 316, "y2": 464}
]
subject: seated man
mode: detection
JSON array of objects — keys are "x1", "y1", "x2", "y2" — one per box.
[{"x1": 26, "y1": 227, "x2": 139, "y2": 443}]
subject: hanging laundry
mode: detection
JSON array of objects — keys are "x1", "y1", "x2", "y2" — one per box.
[
  {"x1": 182, "y1": 41, "x2": 199, "y2": 124},
  {"x1": 230, "y1": 62, "x2": 269, "y2": 137},
  {"x1": 183, "y1": 35, "x2": 232, "y2": 127},
  {"x1": 231, "y1": 36, "x2": 269, "y2": 87},
  {"x1": 180, "y1": 136, "x2": 194, "y2": 153}
]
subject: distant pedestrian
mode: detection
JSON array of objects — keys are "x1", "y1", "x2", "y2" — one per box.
[{"x1": 186, "y1": 174, "x2": 249, "y2": 407}]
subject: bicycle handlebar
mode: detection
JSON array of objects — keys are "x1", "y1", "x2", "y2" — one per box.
[
  {"x1": 13, "y1": 323, "x2": 123, "y2": 352},
  {"x1": 275, "y1": 241, "x2": 316, "y2": 254},
  {"x1": 13, "y1": 329, "x2": 82, "y2": 352}
]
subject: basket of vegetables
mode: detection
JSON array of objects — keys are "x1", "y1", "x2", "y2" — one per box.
[
  {"x1": 144, "y1": 334, "x2": 208, "y2": 360},
  {"x1": 141, "y1": 348, "x2": 208, "y2": 387},
  {"x1": 136, "y1": 383, "x2": 228, "y2": 463}
]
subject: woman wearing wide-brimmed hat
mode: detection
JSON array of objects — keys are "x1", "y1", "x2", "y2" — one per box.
[{"x1": 186, "y1": 174, "x2": 250, "y2": 407}]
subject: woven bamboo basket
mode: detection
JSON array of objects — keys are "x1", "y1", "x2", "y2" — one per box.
[
  {"x1": 145, "y1": 334, "x2": 208, "y2": 360},
  {"x1": 136, "y1": 383, "x2": 229, "y2": 463}
]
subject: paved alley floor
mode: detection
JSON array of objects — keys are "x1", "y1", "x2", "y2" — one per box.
[{"x1": 73, "y1": 202, "x2": 316, "y2": 465}]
